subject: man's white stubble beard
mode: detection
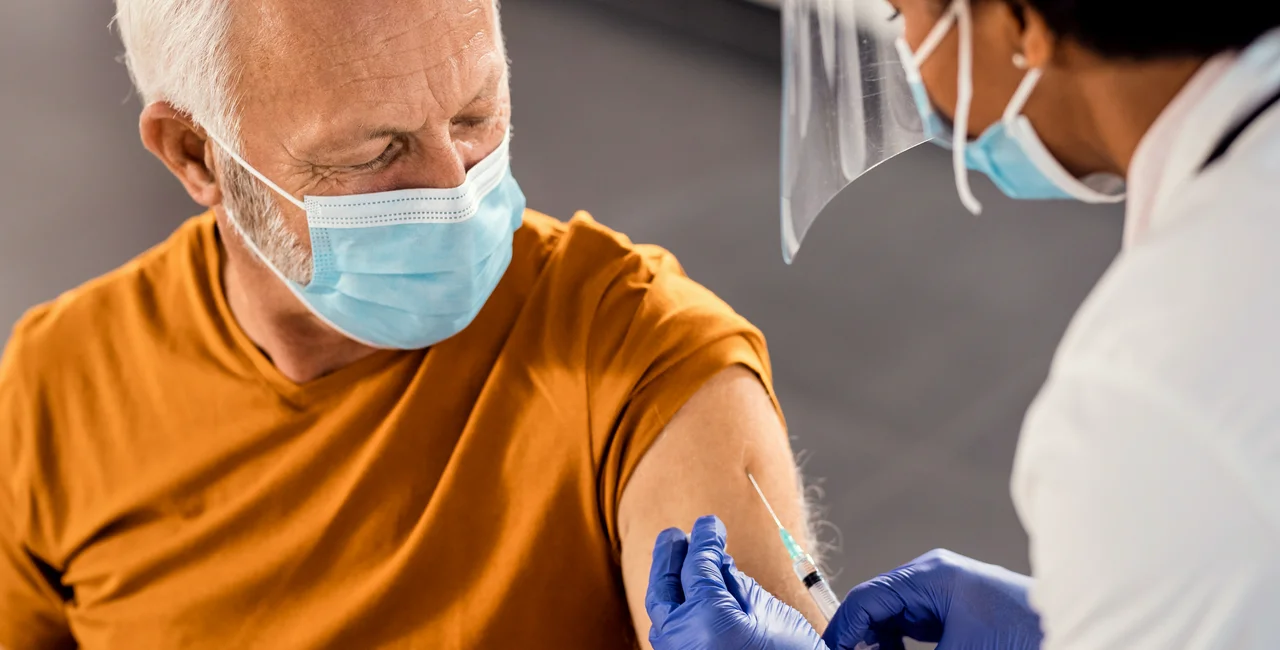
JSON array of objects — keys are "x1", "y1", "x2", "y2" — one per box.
[{"x1": 215, "y1": 146, "x2": 314, "y2": 286}]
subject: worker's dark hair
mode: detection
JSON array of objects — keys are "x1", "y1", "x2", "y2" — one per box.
[{"x1": 1005, "y1": 0, "x2": 1280, "y2": 60}]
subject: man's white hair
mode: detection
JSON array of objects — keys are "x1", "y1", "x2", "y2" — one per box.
[
  {"x1": 114, "y1": 0, "x2": 314, "y2": 282},
  {"x1": 114, "y1": 0, "x2": 240, "y2": 144}
]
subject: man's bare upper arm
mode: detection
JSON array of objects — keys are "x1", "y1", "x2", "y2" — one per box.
[{"x1": 618, "y1": 365, "x2": 825, "y2": 647}]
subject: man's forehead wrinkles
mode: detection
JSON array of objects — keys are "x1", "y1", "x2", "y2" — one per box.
[
  {"x1": 232, "y1": 0, "x2": 507, "y2": 156},
  {"x1": 316, "y1": 24, "x2": 489, "y2": 85},
  {"x1": 326, "y1": 53, "x2": 495, "y2": 107},
  {"x1": 331, "y1": 67, "x2": 426, "y2": 91},
  {"x1": 279, "y1": 53, "x2": 504, "y2": 152}
]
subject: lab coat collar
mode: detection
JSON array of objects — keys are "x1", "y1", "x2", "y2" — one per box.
[{"x1": 1124, "y1": 27, "x2": 1280, "y2": 249}]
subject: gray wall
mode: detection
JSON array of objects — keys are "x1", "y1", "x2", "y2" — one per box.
[{"x1": 1, "y1": 0, "x2": 1122, "y2": 595}]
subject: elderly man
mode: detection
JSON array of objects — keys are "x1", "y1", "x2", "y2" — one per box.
[{"x1": 0, "y1": 0, "x2": 822, "y2": 648}]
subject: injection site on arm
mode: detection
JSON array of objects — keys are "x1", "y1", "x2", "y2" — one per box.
[{"x1": 618, "y1": 366, "x2": 830, "y2": 644}]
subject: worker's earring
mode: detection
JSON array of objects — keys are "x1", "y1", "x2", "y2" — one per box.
[{"x1": 1012, "y1": 53, "x2": 1030, "y2": 70}]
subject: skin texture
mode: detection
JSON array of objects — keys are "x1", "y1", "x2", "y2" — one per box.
[
  {"x1": 137, "y1": 1, "x2": 817, "y2": 645},
  {"x1": 893, "y1": 0, "x2": 1207, "y2": 176}
]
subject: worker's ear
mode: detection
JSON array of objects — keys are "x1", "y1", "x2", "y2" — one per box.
[
  {"x1": 1010, "y1": 1, "x2": 1056, "y2": 69},
  {"x1": 139, "y1": 102, "x2": 223, "y2": 208}
]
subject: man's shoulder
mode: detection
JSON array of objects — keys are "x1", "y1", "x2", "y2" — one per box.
[
  {"x1": 4, "y1": 213, "x2": 213, "y2": 378},
  {"x1": 518, "y1": 208, "x2": 682, "y2": 279},
  {"x1": 515, "y1": 208, "x2": 737, "y2": 323},
  {"x1": 511, "y1": 208, "x2": 763, "y2": 378}
]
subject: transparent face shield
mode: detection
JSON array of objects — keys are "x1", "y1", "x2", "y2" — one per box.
[{"x1": 781, "y1": 0, "x2": 927, "y2": 262}]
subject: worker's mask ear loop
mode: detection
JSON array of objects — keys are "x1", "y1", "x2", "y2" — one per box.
[
  {"x1": 1003, "y1": 56, "x2": 1044, "y2": 135},
  {"x1": 912, "y1": 4, "x2": 958, "y2": 75},
  {"x1": 952, "y1": 0, "x2": 983, "y2": 215}
]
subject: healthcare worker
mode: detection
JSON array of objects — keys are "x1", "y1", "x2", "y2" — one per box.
[{"x1": 644, "y1": 0, "x2": 1280, "y2": 648}]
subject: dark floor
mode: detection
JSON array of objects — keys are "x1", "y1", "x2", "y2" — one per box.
[{"x1": 0, "y1": 0, "x2": 1123, "y2": 598}]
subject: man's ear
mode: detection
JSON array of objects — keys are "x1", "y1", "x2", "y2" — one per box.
[{"x1": 139, "y1": 102, "x2": 223, "y2": 208}]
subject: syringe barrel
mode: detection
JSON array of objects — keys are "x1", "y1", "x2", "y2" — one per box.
[
  {"x1": 807, "y1": 578, "x2": 842, "y2": 621},
  {"x1": 791, "y1": 553, "x2": 819, "y2": 582},
  {"x1": 792, "y1": 553, "x2": 841, "y2": 621}
]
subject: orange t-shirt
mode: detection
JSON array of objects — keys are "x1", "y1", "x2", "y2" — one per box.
[{"x1": 0, "y1": 210, "x2": 776, "y2": 649}]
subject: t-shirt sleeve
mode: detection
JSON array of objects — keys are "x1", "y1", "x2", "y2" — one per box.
[
  {"x1": 0, "y1": 321, "x2": 77, "y2": 649},
  {"x1": 1011, "y1": 360, "x2": 1280, "y2": 649},
  {"x1": 584, "y1": 242, "x2": 780, "y2": 550}
]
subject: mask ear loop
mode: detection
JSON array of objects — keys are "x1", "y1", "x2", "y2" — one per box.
[
  {"x1": 951, "y1": 0, "x2": 983, "y2": 215},
  {"x1": 913, "y1": 2, "x2": 958, "y2": 64},
  {"x1": 206, "y1": 133, "x2": 313, "y2": 289},
  {"x1": 206, "y1": 132, "x2": 308, "y2": 211},
  {"x1": 1002, "y1": 61, "x2": 1044, "y2": 125}
]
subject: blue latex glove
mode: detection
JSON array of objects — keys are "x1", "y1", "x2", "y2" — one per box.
[
  {"x1": 822, "y1": 549, "x2": 1043, "y2": 650},
  {"x1": 646, "y1": 515, "x2": 827, "y2": 650}
]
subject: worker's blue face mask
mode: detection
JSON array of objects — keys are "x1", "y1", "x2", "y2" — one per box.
[
  {"x1": 212, "y1": 131, "x2": 526, "y2": 350},
  {"x1": 894, "y1": 0, "x2": 1124, "y2": 214}
]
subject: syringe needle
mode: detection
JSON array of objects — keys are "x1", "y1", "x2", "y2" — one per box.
[
  {"x1": 747, "y1": 472, "x2": 786, "y2": 531},
  {"x1": 748, "y1": 472, "x2": 846, "y2": 625}
]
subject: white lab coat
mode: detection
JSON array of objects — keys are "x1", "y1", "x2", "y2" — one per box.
[{"x1": 1010, "y1": 29, "x2": 1280, "y2": 650}]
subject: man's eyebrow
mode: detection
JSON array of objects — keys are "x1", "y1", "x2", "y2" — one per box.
[
  {"x1": 292, "y1": 124, "x2": 405, "y2": 161},
  {"x1": 364, "y1": 126, "x2": 411, "y2": 140}
]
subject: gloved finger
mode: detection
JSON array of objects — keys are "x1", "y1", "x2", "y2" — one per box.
[
  {"x1": 822, "y1": 574, "x2": 912, "y2": 650},
  {"x1": 680, "y1": 515, "x2": 736, "y2": 602},
  {"x1": 718, "y1": 546, "x2": 752, "y2": 611},
  {"x1": 645, "y1": 527, "x2": 690, "y2": 632}
]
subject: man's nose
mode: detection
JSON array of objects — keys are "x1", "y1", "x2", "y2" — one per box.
[{"x1": 403, "y1": 135, "x2": 472, "y2": 190}]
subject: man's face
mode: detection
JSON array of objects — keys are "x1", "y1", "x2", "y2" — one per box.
[{"x1": 220, "y1": 0, "x2": 511, "y2": 273}]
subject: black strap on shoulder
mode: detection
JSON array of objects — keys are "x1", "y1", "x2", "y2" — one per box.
[{"x1": 1200, "y1": 84, "x2": 1280, "y2": 171}]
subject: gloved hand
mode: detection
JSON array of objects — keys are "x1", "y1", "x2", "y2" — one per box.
[
  {"x1": 822, "y1": 549, "x2": 1042, "y2": 650},
  {"x1": 646, "y1": 515, "x2": 827, "y2": 650}
]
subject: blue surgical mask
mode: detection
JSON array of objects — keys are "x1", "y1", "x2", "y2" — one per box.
[
  {"x1": 211, "y1": 131, "x2": 526, "y2": 350},
  {"x1": 895, "y1": 0, "x2": 1124, "y2": 214},
  {"x1": 896, "y1": 37, "x2": 953, "y2": 148}
]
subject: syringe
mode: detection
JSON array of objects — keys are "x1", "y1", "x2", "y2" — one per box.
[{"x1": 746, "y1": 472, "x2": 843, "y2": 622}]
